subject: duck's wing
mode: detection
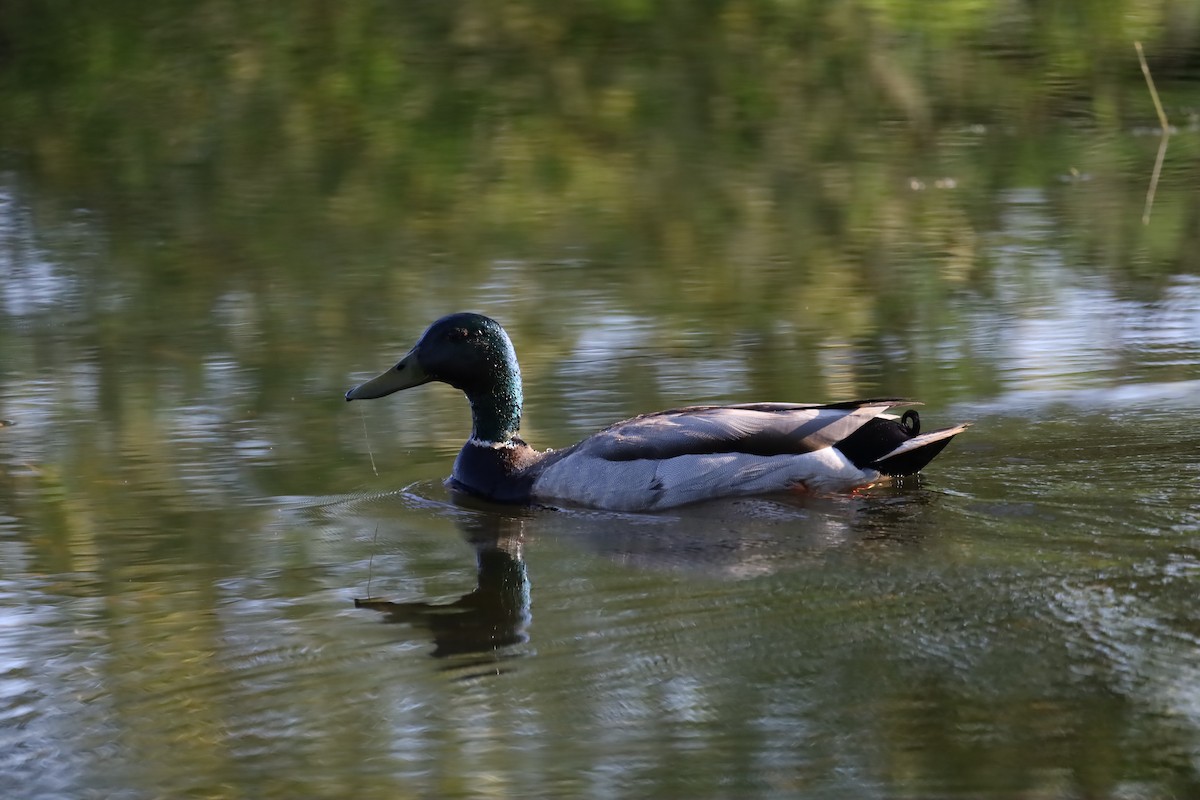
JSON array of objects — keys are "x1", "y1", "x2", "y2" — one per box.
[{"x1": 577, "y1": 399, "x2": 910, "y2": 461}]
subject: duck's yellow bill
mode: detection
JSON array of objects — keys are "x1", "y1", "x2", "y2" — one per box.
[{"x1": 345, "y1": 350, "x2": 431, "y2": 400}]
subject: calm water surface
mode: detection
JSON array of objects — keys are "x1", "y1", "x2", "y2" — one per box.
[{"x1": 3, "y1": 4, "x2": 1200, "y2": 798}]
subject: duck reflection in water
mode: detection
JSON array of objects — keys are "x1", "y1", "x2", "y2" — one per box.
[
  {"x1": 350, "y1": 481, "x2": 939, "y2": 670},
  {"x1": 355, "y1": 512, "x2": 531, "y2": 666}
]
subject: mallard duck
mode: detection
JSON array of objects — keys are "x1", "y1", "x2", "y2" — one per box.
[{"x1": 346, "y1": 313, "x2": 968, "y2": 512}]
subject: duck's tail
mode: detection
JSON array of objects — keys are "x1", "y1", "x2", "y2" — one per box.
[
  {"x1": 869, "y1": 422, "x2": 971, "y2": 476},
  {"x1": 834, "y1": 408, "x2": 969, "y2": 476}
]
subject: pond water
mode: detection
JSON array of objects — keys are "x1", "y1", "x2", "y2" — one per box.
[{"x1": 2, "y1": 4, "x2": 1200, "y2": 798}]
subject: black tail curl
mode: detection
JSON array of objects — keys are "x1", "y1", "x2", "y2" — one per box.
[{"x1": 834, "y1": 410, "x2": 957, "y2": 476}]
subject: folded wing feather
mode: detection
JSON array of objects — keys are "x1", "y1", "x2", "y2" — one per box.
[{"x1": 579, "y1": 400, "x2": 908, "y2": 462}]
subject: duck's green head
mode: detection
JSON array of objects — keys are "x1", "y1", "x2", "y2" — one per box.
[{"x1": 346, "y1": 312, "x2": 524, "y2": 443}]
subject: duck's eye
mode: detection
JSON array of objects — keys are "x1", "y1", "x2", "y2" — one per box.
[{"x1": 448, "y1": 327, "x2": 471, "y2": 342}]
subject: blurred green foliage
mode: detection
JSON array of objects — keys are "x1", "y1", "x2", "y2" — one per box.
[{"x1": 1, "y1": 0, "x2": 1196, "y2": 271}]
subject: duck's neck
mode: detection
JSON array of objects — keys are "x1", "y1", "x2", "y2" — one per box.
[{"x1": 465, "y1": 369, "x2": 523, "y2": 446}]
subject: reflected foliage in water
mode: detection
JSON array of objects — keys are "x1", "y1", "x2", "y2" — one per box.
[{"x1": 1, "y1": 1, "x2": 1200, "y2": 798}]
